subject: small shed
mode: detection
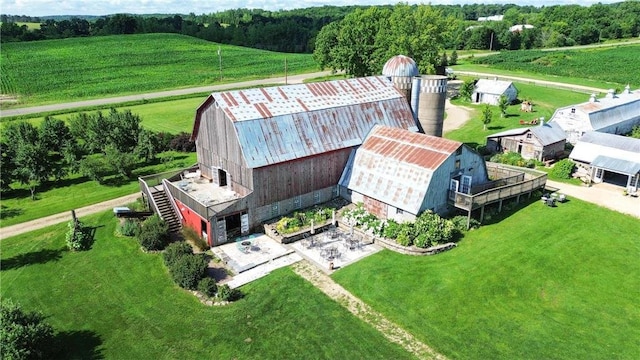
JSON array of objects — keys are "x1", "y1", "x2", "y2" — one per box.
[
  {"x1": 339, "y1": 125, "x2": 488, "y2": 221},
  {"x1": 486, "y1": 122, "x2": 566, "y2": 161},
  {"x1": 569, "y1": 131, "x2": 640, "y2": 192},
  {"x1": 472, "y1": 79, "x2": 518, "y2": 105}
]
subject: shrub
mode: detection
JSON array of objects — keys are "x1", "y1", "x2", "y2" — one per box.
[
  {"x1": 163, "y1": 241, "x2": 193, "y2": 267},
  {"x1": 197, "y1": 277, "x2": 218, "y2": 297},
  {"x1": 383, "y1": 219, "x2": 401, "y2": 239},
  {"x1": 168, "y1": 253, "x2": 208, "y2": 290},
  {"x1": 169, "y1": 132, "x2": 196, "y2": 152},
  {"x1": 137, "y1": 214, "x2": 170, "y2": 251},
  {"x1": 451, "y1": 215, "x2": 481, "y2": 232},
  {"x1": 550, "y1": 159, "x2": 575, "y2": 179},
  {"x1": 65, "y1": 220, "x2": 93, "y2": 251},
  {"x1": 1, "y1": 299, "x2": 55, "y2": 360},
  {"x1": 217, "y1": 284, "x2": 242, "y2": 302},
  {"x1": 181, "y1": 226, "x2": 209, "y2": 251},
  {"x1": 396, "y1": 226, "x2": 413, "y2": 247},
  {"x1": 117, "y1": 219, "x2": 139, "y2": 237}
]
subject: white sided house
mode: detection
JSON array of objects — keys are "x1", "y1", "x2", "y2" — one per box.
[
  {"x1": 339, "y1": 125, "x2": 488, "y2": 222},
  {"x1": 569, "y1": 132, "x2": 640, "y2": 193},
  {"x1": 472, "y1": 78, "x2": 518, "y2": 105},
  {"x1": 550, "y1": 86, "x2": 640, "y2": 144}
]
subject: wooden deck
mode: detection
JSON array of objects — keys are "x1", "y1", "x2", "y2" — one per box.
[{"x1": 449, "y1": 164, "x2": 547, "y2": 226}]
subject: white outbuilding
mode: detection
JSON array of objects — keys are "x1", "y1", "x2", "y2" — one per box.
[{"x1": 472, "y1": 78, "x2": 518, "y2": 106}]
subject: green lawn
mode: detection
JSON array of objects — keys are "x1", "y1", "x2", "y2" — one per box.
[
  {"x1": 1, "y1": 33, "x2": 317, "y2": 107},
  {"x1": 0, "y1": 211, "x2": 413, "y2": 359},
  {"x1": 446, "y1": 83, "x2": 590, "y2": 148},
  {"x1": 0, "y1": 152, "x2": 197, "y2": 227},
  {"x1": 333, "y1": 198, "x2": 640, "y2": 359}
]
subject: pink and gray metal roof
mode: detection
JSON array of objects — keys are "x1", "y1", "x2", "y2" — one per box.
[
  {"x1": 340, "y1": 125, "x2": 462, "y2": 214},
  {"x1": 193, "y1": 76, "x2": 419, "y2": 169}
]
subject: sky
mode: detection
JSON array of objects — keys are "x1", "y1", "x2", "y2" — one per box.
[{"x1": 1, "y1": 0, "x2": 624, "y2": 17}]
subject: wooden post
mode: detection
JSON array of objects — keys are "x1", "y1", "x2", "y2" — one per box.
[
  {"x1": 498, "y1": 199, "x2": 503, "y2": 212},
  {"x1": 480, "y1": 206, "x2": 485, "y2": 223},
  {"x1": 71, "y1": 209, "x2": 78, "y2": 225},
  {"x1": 466, "y1": 210, "x2": 472, "y2": 230}
]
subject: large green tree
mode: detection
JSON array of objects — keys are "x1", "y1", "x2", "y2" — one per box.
[{"x1": 314, "y1": 4, "x2": 454, "y2": 77}]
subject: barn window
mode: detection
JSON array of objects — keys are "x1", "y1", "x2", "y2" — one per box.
[
  {"x1": 455, "y1": 160, "x2": 461, "y2": 169},
  {"x1": 571, "y1": 108, "x2": 575, "y2": 113},
  {"x1": 526, "y1": 133, "x2": 532, "y2": 139},
  {"x1": 396, "y1": 208, "x2": 404, "y2": 215}
]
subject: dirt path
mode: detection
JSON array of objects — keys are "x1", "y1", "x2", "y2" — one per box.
[
  {"x1": 443, "y1": 98, "x2": 473, "y2": 133},
  {"x1": 0, "y1": 193, "x2": 141, "y2": 240},
  {"x1": 292, "y1": 260, "x2": 447, "y2": 360}
]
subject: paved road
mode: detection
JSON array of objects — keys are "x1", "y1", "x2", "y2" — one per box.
[
  {"x1": 0, "y1": 193, "x2": 141, "y2": 240},
  {"x1": 0, "y1": 71, "x2": 335, "y2": 118}
]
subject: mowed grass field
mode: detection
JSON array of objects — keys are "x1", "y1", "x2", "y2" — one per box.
[
  {"x1": 0, "y1": 211, "x2": 413, "y2": 359},
  {"x1": 333, "y1": 198, "x2": 640, "y2": 359},
  {"x1": 455, "y1": 44, "x2": 640, "y2": 89},
  {"x1": 0, "y1": 33, "x2": 317, "y2": 106}
]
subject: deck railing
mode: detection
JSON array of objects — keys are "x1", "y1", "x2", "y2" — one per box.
[
  {"x1": 162, "y1": 179, "x2": 184, "y2": 222},
  {"x1": 451, "y1": 172, "x2": 547, "y2": 211},
  {"x1": 138, "y1": 177, "x2": 161, "y2": 215}
]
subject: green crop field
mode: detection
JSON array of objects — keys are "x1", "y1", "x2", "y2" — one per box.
[
  {"x1": 0, "y1": 33, "x2": 317, "y2": 106},
  {"x1": 462, "y1": 45, "x2": 640, "y2": 88},
  {"x1": 333, "y1": 198, "x2": 640, "y2": 359},
  {"x1": 0, "y1": 211, "x2": 412, "y2": 359}
]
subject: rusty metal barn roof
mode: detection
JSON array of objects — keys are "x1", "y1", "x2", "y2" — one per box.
[
  {"x1": 211, "y1": 76, "x2": 404, "y2": 122},
  {"x1": 194, "y1": 76, "x2": 419, "y2": 168},
  {"x1": 340, "y1": 125, "x2": 462, "y2": 214}
]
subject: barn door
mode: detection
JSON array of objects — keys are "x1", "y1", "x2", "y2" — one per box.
[
  {"x1": 449, "y1": 179, "x2": 459, "y2": 200},
  {"x1": 461, "y1": 176, "x2": 472, "y2": 194}
]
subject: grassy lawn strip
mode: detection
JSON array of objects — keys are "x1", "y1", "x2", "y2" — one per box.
[
  {"x1": 1, "y1": 33, "x2": 317, "y2": 107},
  {"x1": 332, "y1": 198, "x2": 640, "y2": 359},
  {"x1": 0, "y1": 152, "x2": 197, "y2": 227},
  {"x1": 0, "y1": 211, "x2": 413, "y2": 359}
]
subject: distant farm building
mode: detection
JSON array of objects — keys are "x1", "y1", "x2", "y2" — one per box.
[
  {"x1": 340, "y1": 125, "x2": 489, "y2": 221},
  {"x1": 509, "y1": 24, "x2": 535, "y2": 32},
  {"x1": 472, "y1": 79, "x2": 518, "y2": 105},
  {"x1": 569, "y1": 132, "x2": 640, "y2": 193},
  {"x1": 550, "y1": 86, "x2": 640, "y2": 144},
  {"x1": 486, "y1": 122, "x2": 566, "y2": 161},
  {"x1": 478, "y1": 15, "x2": 504, "y2": 22}
]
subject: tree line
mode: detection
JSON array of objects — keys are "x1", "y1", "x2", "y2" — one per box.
[
  {"x1": 0, "y1": 110, "x2": 194, "y2": 199},
  {"x1": 2, "y1": 2, "x2": 639, "y2": 52}
]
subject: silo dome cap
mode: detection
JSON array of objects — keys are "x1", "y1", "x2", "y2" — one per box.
[{"x1": 382, "y1": 55, "x2": 419, "y2": 77}]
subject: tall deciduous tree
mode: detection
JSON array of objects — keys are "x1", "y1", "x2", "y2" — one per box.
[{"x1": 0, "y1": 299, "x2": 55, "y2": 360}]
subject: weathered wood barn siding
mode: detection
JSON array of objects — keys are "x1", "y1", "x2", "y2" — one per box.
[
  {"x1": 252, "y1": 149, "x2": 351, "y2": 207},
  {"x1": 195, "y1": 103, "x2": 253, "y2": 192}
]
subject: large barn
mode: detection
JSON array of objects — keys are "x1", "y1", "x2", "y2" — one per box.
[
  {"x1": 165, "y1": 76, "x2": 419, "y2": 246},
  {"x1": 340, "y1": 125, "x2": 488, "y2": 221},
  {"x1": 550, "y1": 86, "x2": 640, "y2": 144}
]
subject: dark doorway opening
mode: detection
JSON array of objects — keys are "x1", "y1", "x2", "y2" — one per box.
[
  {"x1": 218, "y1": 169, "x2": 227, "y2": 187},
  {"x1": 225, "y1": 213, "x2": 241, "y2": 239}
]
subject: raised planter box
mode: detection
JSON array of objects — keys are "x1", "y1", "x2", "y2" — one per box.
[{"x1": 264, "y1": 219, "x2": 335, "y2": 244}]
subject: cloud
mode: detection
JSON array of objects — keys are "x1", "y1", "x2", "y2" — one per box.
[{"x1": 1, "y1": 0, "x2": 623, "y2": 16}]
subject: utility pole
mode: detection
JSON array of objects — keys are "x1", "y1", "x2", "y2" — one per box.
[
  {"x1": 217, "y1": 45, "x2": 222, "y2": 81},
  {"x1": 489, "y1": 31, "x2": 494, "y2": 51}
]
